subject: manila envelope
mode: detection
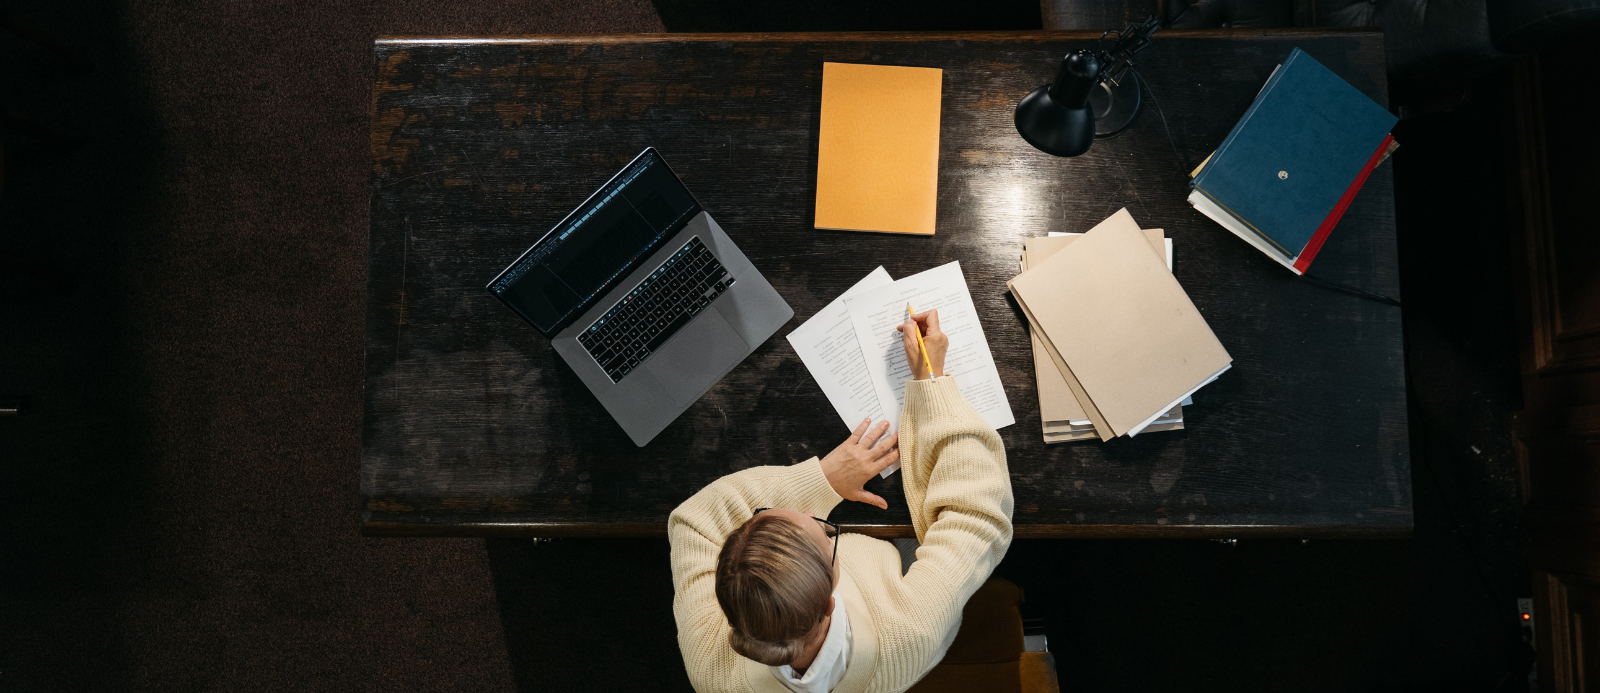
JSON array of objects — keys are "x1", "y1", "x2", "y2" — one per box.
[{"x1": 1021, "y1": 218, "x2": 1178, "y2": 442}]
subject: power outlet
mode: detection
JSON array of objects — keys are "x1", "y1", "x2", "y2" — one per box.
[
  {"x1": 1519, "y1": 597, "x2": 1537, "y2": 693},
  {"x1": 1518, "y1": 597, "x2": 1535, "y2": 646}
]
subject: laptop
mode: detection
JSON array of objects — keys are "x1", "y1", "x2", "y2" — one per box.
[{"x1": 488, "y1": 148, "x2": 793, "y2": 446}]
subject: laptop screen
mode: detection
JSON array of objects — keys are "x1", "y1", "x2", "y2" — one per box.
[{"x1": 489, "y1": 149, "x2": 701, "y2": 336}]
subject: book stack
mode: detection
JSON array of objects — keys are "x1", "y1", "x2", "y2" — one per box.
[
  {"x1": 1188, "y1": 48, "x2": 1399, "y2": 275},
  {"x1": 1009, "y1": 209, "x2": 1232, "y2": 443}
]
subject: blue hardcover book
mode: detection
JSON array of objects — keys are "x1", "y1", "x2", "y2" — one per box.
[{"x1": 1190, "y1": 48, "x2": 1397, "y2": 274}]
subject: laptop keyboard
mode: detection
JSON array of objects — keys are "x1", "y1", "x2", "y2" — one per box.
[{"x1": 577, "y1": 236, "x2": 736, "y2": 383}]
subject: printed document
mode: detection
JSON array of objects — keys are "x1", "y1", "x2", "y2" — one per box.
[
  {"x1": 786, "y1": 267, "x2": 896, "y2": 435},
  {"x1": 845, "y1": 261, "x2": 1015, "y2": 437}
]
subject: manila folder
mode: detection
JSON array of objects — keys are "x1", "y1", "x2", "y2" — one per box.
[
  {"x1": 1023, "y1": 228, "x2": 1167, "y2": 433},
  {"x1": 1010, "y1": 226, "x2": 1231, "y2": 438}
]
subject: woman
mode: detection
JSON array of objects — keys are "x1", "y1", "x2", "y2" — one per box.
[{"x1": 669, "y1": 309, "x2": 1013, "y2": 693}]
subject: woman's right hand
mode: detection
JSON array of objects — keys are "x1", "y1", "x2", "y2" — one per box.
[{"x1": 897, "y1": 309, "x2": 948, "y2": 380}]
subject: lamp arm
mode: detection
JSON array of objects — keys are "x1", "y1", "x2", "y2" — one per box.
[{"x1": 1093, "y1": 15, "x2": 1161, "y2": 86}]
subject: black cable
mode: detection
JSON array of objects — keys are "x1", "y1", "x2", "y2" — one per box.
[
  {"x1": 1407, "y1": 369, "x2": 1506, "y2": 604},
  {"x1": 1131, "y1": 66, "x2": 1191, "y2": 176},
  {"x1": 1406, "y1": 368, "x2": 1534, "y2": 690},
  {"x1": 1489, "y1": 671, "x2": 1512, "y2": 693},
  {"x1": 1302, "y1": 273, "x2": 1403, "y2": 307}
]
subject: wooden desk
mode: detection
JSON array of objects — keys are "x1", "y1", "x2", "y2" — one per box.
[{"x1": 364, "y1": 30, "x2": 1411, "y2": 538}]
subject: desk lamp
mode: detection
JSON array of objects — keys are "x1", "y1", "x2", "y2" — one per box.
[{"x1": 1015, "y1": 16, "x2": 1162, "y2": 157}]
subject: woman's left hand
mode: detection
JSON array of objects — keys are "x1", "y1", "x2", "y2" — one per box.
[{"x1": 819, "y1": 418, "x2": 900, "y2": 509}]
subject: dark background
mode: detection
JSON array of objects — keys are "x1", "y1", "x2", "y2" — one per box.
[{"x1": 0, "y1": 0, "x2": 1528, "y2": 691}]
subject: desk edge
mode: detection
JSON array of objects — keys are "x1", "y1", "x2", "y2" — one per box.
[
  {"x1": 361, "y1": 521, "x2": 1412, "y2": 539},
  {"x1": 373, "y1": 28, "x2": 1385, "y2": 45}
]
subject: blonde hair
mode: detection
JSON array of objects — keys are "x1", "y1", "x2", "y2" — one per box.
[{"x1": 715, "y1": 513, "x2": 833, "y2": 666}]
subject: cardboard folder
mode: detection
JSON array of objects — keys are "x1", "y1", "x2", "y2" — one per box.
[
  {"x1": 1023, "y1": 218, "x2": 1182, "y2": 442},
  {"x1": 1010, "y1": 211, "x2": 1232, "y2": 439},
  {"x1": 814, "y1": 62, "x2": 943, "y2": 235},
  {"x1": 1024, "y1": 240, "x2": 1101, "y2": 443}
]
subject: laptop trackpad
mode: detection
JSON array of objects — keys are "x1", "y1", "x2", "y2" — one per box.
[{"x1": 645, "y1": 309, "x2": 751, "y2": 407}]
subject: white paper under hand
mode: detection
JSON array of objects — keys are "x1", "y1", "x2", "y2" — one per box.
[
  {"x1": 787, "y1": 267, "x2": 896, "y2": 429},
  {"x1": 844, "y1": 261, "x2": 1015, "y2": 477}
]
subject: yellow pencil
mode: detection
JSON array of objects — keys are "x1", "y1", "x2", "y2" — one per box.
[{"x1": 907, "y1": 304, "x2": 933, "y2": 376}]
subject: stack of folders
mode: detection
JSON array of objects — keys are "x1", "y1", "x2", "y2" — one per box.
[
  {"x1": 1022, "y1": 223, "x2": 1184, "y2": 443},
  {"x1": 1009, "y1": 209, "x2": 1233, "y2": 443},
  {"x1": 1188, "y1": 47, "x2": 1399, "y2": 275}
]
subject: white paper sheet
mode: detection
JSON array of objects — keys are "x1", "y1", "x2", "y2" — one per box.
[
  {"x1": 844, "y1": 261, "x2": 1016, "y2": 451},
  {"x1": 1049, "y1": 231, "x2": 1173, "y2": 270},
  {"x1": 1126, "y1": 364, "x2": 1231, "y2": 437},
  {"x1": 786, "y1": 267, "x2": 897, "y2": 435}
]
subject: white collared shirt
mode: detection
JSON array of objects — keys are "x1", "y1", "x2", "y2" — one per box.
[{"x1": 770, "y1": 592, "x2": 851, "y2": 693}]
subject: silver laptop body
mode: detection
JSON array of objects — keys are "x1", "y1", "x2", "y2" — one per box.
[{"x1": 488, "y1": 148, "x2": 792, "y2": 446}]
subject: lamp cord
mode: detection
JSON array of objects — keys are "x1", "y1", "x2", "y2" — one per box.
[
  {"x1": 1131, "y1": 66, "x2": 1403, "y2": 309},
  {"x1": 1301, "y1": 273, "x2": 1402, "y2": 307},
  {"x1": 1132, "y1": 66, "x2": 1191, "y2": 176},
  {"x1": 1405, "y1": 366, "x2": 1535, "y2": 689}
]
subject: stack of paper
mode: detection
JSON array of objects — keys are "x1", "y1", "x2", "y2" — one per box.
[
  {"x1": 788, "y1": 261, "x2": 1015, "y2": 475},
  {"x1": 1010, "y1": 209, "x2": 1231, "y2": 442}
]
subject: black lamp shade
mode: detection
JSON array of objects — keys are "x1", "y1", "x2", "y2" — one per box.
[{"x1": 1015, "y1": 50, "x2": 1101, "y2": 157}]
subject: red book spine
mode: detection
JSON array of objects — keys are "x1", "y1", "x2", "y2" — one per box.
[{"x1": 1293, "y1": 133, "x2": 1396, "y2": 273}]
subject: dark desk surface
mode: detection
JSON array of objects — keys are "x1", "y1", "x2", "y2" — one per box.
[{"x1": 363, "y1": 30, "x2": 1412, "y2": 539}]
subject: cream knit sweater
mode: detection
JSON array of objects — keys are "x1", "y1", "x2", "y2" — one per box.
[{"x1": 669, "y1": 376, "x2": 1013, "y2": 693}]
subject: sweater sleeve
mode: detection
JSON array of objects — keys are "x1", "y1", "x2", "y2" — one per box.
[
  {"x1": 669, "y1": 459, "x2": 844, "y2": 693},
  {"x1": 877, "y1": 376, "x2": 1013, "y2": 689}
]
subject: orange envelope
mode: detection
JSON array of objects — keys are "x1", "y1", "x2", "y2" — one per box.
[{"x1": 814, "y1": 62, "x2": 943, "y2": 235}]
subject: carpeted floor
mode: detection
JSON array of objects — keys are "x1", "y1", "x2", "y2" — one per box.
[
  {"x1": 1, "y1": 2, "x2": 661, "y2": 691},
  {"x1": 1, "y1": 1, "x2": 1529, "y2": 691}
]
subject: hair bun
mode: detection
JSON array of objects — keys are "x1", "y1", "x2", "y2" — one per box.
[
  {"x1": 715, "y1": 512, "x2": 834, "y2": 667},
  {"x1": 728, "y1": 627, "x2": 807, "y2": 667}
]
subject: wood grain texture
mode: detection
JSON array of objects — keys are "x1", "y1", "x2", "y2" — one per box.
[{"x1": 364, "y1": 29, "x2": 1411, "y2": 537}]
